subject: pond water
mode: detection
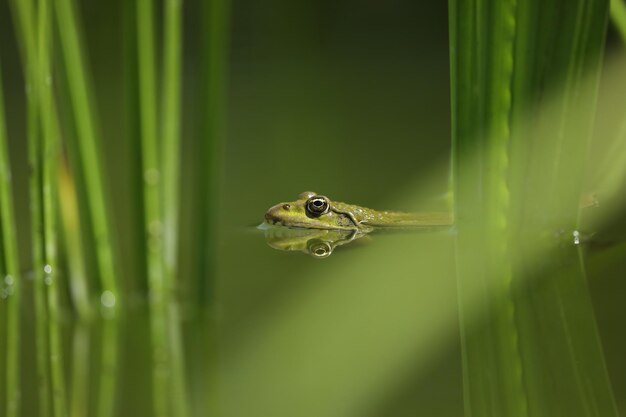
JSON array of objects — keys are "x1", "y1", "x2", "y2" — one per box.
[{"x1": 7, "y1": 215, "x2": 626, "y2": 417}]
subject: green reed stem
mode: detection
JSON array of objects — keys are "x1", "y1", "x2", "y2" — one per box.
[
  {"x1": 29, "y1": 82, "x2": 51, "y2": 417},
  {"x1": 451, "y1": 0, "x2": 616, "y2": 415},
  {"x1": 8, "y1": 1, "x2": 54, "y2": 414},
  {"x1": 202, "y1": 0, "x2": 231, "y2": 304},
  {"x1": 54, "y1": 0, "x2": 119, "y2": 305},
  {"x1": 58, "y1": 163, "x2": 92, "y2": 319},
  {"x1": 39, "y1": 0, "x2": 68, "y2": 416},
  {"x1": 450, "y1": 0, "x2": 524, "y2": 413},
  {"x1": 96, "y1": 318, "x2": 119, "y2": 417},
  {"x1": 0, "y1": 61, "x2": 23, "y2": 417},
  {"x1": 10, "y1": 0, "x2": 91, "y2": 320},
  {"x1": 611, "y1": 0, "x2": 626, "y2": 43},
  {"x1": 162, "y1": 2, "x2": 190, "y2": 416},
  {"x1": 0, "y1": 293, "x2": 6, "y2": 415},
  {"x1": 137, "y1": 0, "x2": 170, "y2": 416},
  {"x1": 70, "y1": 323, "x2": 89, "y2": 417},
  {"x1": 162, "y1": 0, "x2": 183, "y2": 284},
  {"x1": 168, "y1": 303, "x2": 189, "y2": 417}
]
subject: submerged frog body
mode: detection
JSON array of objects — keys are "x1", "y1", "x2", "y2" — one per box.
[{"x1": 265, "y1": 191, "x2": 453, "y2": 231}]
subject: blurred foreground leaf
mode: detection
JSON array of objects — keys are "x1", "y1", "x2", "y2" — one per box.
[{"x1": 450, "y1": 0, "x2": 618, "y2": 415}]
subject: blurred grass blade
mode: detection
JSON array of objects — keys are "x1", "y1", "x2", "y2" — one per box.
[
  {"x1": 201, "y1": 0, "x2": 231, "y2": 302},
  {"x1": 8, "y1": 1, "x2": 54, "y2": 414},
  {"x1": 58, "y1": 161, "x2": 92, "y2": 319},
  {"x1": 451, "y1": 0, "x2": 617, "y2": 415},
  {"x1": 54, "y1": 0, "x2": 120, "y2": 304},
  {"x1": 38, "y1": 0, "x2": 68, "y2": 415},
  {"x1": 70, "y1": 323, "x2": 89, "y2": 417},
  {"x1": 96, "y1": 318, "x2": 119, "y2": 417},
  {"x1": 0, "y1": 292, "x2": 6, "y2": 413},
  {"x1": 136, "y1": 0, "x2": 171, "y2": 416},
  {"x1": 611, "y1": 0, "x2": 626, "y2": 42},
  {"x1": 162, "y1": 0, "x2": 183, "y2": 283},
  {"x1": 161, "y1": 1, "x2": 190, "y2": 416},
  {"x1": 450, "y1": 0, "x2": 524, "y2": 414},
  {"x1": 0, "y1": 61, "x2": 23, "y2": 417},
  {"x1": 11, "y1": 0, "x2": 93, "y2": 319}
]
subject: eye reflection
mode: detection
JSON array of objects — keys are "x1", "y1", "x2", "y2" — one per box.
[{"x1": 308, "y1": 241, "x2": 332, "y2": 258}]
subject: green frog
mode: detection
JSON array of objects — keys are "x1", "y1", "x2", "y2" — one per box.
[{"x1": 264, "y1": 191, "x2": 453, "y2": 231}]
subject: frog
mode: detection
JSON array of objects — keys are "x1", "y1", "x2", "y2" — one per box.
[{"x1": 264, "y1": 191, "x2": 453, "y2": 231}]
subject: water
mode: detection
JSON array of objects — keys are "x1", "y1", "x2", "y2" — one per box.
[
  {"x1": 9, "y1": 225, "x2": 463, "y2": 417},
  {"x1": 9, "y1": 219, "x2": 626, "y2": 417}
]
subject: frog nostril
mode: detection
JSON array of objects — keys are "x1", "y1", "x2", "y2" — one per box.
[{"x1": 282, "y1": 204, "x2": 290, "y2": 210}]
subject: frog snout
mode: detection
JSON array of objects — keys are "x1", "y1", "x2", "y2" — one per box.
[
  {"x1": 265, "y1": 204, "x2": 281, "y2": 224},
  {"x1": 265, "y1": 211, "x2": 277, "y2": 224},
  {"x1": 265, "y1": 203, "x2": 291, "y2": 224}
]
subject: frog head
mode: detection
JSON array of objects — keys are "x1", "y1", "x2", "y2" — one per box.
[{"x1": 264, "y1": 191, "x2": 357, "y2": 230}]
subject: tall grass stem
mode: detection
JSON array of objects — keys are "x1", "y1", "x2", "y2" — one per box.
[
  {"x1": 162, "y1": 0, "x2": 183, "y2": 285},
  {"x1": 39, "y1": 0, "x2": 68, "y2": 415},
  {"x1": 96, "y1": 319, "x2": 119, "y2": 417},
  {"x1": 137, "y1": 0, "x2": 170, "y2": 415},
  {"x1": 0, "y1": 61, "x2": 23, "y2": 417},
  {"x1": 8, "y1": 0, "x2": 54, "y2": 413},
  {"x1": 162, "y1": 1, "x2": 190, "y2": 416},
  {"x1": 54, "y1": 0, "x2": 120, "y2": 304}
]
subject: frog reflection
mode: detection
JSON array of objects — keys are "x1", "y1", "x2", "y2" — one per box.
[{"x1": 261, "y1": 226, "x2": 368, "y2": 258}]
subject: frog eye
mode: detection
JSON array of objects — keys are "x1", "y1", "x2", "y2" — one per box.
[{"x1": 306, "y1": 195, "x2": 330, "y2": 216}]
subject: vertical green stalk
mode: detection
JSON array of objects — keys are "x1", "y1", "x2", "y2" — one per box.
[
  {"x1": 0, "y1": 287, "x2": 6, "y2": 415},
  {"x1": 451, "y1": 0, "x2": 616, "y2": 415},
  {"x1": 54, "y1": 0, "x2": 120, "y2": 306},
  {"x1": 58, "y1": 163, "x2": 92, "y2": 319},
  {"x1": 96, "y1": 318, "x2": 119, "y2": 417},
  {"x1": 450, "y1": 0, "x2": 525, "y2": 414},
  {"x1": 202, "y1": 0, "x2": 231, "y2": 303},
  {"x1": 9, "y1": 1, "x2": 53, "y2": 414},
  {"x1": 162, "y1": 0, "x2": 183, "y2": 286},
  {"x1": 201, "y1": 2, "x2": 230, "y2": 414},
  {"x1": 11, "y1": 0, "x2": 92, "y2": 319},
  {"x1": 29, "y1": 57, "x2": 51, "y2": 417},
  {"x1": 70, "y1": 323, "x2": 89, "y2": 417},
  {"x1": 137, "y1": 0, "x2": 169, "y2": 416},
  {"x1": 0, "y1": 62, "x2": 23, "y2": 417},
  {"x1": 162, "y1": 1, "x2": 190, "y2": 416},
  {"x1": 39, "y1": 0, "x2": 68, "y2": 416}
]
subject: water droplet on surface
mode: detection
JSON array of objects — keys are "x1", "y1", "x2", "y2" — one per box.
[
  {"x1": 44, "y1": 276, "x2": 53, "y2": 286},
  {"x1": 44, "y1": 264, "x2": 53, "y2": 274},
  {"x1": 4, "y1": 275, "x2": 14, "y2": 286},
  {"x1": 101, "y1": 290, "x2": 116, "y2": 308},
  {"x1": 144, "y1": 169, "x2": 160, "y2": 185},
  {"x1": 572, "y1": 230, "x2": 581, "y2": 245}
]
